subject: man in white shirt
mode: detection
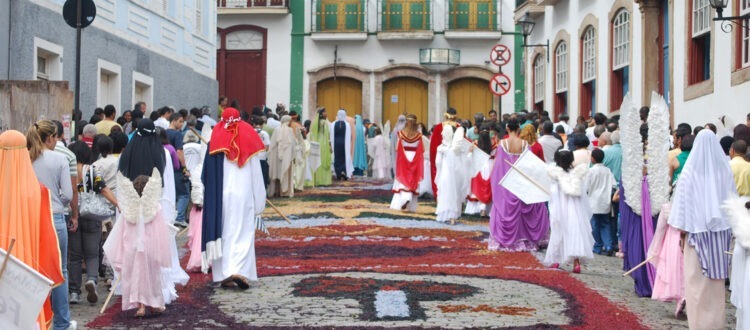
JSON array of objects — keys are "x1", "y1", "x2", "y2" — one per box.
[
  {"x1": 538, "y1": 121, "x2": 562, "y2": 163},
  {"x1": 200, "y1": 106, "x2": 218, "y2": 128},
  {"x1": 587, "y1": 148, "x2": 617, "y2": 256},
  {"x1": 554, "y1": 113, "x2": 573, "y2": 135},
  {"x1": 154, "y1": 107, "x2": 172, "y2": 129}
]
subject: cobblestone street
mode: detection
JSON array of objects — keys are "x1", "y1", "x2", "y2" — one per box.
[{"x1": 75, "y1": 178, "x2": 735, "y2": 329}]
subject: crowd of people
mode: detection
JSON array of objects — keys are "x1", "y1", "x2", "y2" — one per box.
[{"x1": 3, "y1": 93, "x2": 750, "y2": 329}]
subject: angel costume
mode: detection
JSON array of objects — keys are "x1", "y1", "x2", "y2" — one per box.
[
  {"x1": 619, "y1": 92, "x2": 671, "y2": 297},
  {"x1": 331, "y1": 110, "x2": 354, "y2": 179},
  {"x1": 724, "y1": 197, "x2": 750, "y2": 330},
  {"x1": 389, "y1": 130, "x2": 424, "y2": 212},
  {"x1": 202, "y1": 108, "x2": 267, "y2": 285},
  {"x1": 543, "y1": 164, "x2": 595, "y2": 266},
  {"x1": 435, "y1": 127, "x2": 472, "y2": 223},
  {"x1": 488, "y1": 141, "x2": 550, "y2": 251},
  {"x1": 646, "y1": 203, "x2": 683, "y2": 303},
  {"x1": 103, "y1": 170, "x2": 172, "y2": 311},
  {"x1": 669, "y1": 130, "x2": 735, "y2": 330}
]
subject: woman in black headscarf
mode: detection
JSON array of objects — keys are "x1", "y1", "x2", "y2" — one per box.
[{"x1": 118, "y1": 119, "x2": 166, "y2": 184}]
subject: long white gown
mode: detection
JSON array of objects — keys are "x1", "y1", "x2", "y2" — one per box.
[
  {"x1": 724, "y1": 197, "x2": 750, "y2": 330},
  {"x1": 211, "y1": 155, "x2": 266, "y2": 282},
  {"x1": 435, "y1": 127, "x2": 472, "y2": 222},
  {"x1": 160, "y1": 148, "x2": 190, "y2": 304},
  {"x1": 543, "y1": 164, "x2": 595, "y2": 266},
  {"x1": 418, "y1": 136, "x2": 433, "y2": 196}
]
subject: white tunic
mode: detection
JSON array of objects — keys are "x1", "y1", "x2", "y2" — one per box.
[{"x1": 211, "y1": 156, "x2": 266, "y2": 282}]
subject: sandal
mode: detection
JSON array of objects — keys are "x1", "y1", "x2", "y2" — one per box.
[
  {"x1": 135, "y1": 305, "x2": 146, "y2": 318},
  {"x1": 151, "y1": 306, "x2": 166, "y2": 315},
  {"x1": 231, "y1": 275, "x2": 251, "y2": 290}
]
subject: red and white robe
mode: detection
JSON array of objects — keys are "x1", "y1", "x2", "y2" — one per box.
[
  {"x1": 465, "y1": 142, "x2": 497, "y2": 215},
  {"x1": 390, "y1": 131, "x2": 424, "y2": 212}
]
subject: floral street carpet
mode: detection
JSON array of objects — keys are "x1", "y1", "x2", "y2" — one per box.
[{"x1": 89, "y1": 177, "x2": 646, "y2": 329}]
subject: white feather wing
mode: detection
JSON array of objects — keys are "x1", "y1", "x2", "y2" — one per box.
[
  {"x1": 646, "y1": 92, "x2": 671, "y2": 215},
  {"x1": 619, "y1": 93, "x2": 644, "y2": 214}
]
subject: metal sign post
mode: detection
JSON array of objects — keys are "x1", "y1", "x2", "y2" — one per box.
[
  {"x1": 489, "y1": 44, "x2": 512, "y2": 115},
  {"x1": 62, "y1": 0, "x2": 95, "y2": 141}
]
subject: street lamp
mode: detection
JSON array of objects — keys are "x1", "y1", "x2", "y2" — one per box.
[
  {"x1": 709, "y1": 0, "x2": 749, "y2": 33},
  {"x1": 517, "y1": 13, "x2": 550, "y2": 62}
]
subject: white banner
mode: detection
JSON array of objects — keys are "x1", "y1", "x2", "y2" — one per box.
[
  {"x1": 0, "y1": 248, "x2": 54, "y2": 330},
  {"x1": 499, "y1": 150, "x2": 553, "y2": 204}
]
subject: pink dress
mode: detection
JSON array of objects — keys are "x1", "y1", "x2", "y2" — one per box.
[
  {"x1": 104, "y1": 172, "x2": 173, "y2": 310},
  {"x1": 647, "y1": 203, "x2": 684, "y2": 302},
  {"x1": 186, "y1": 208, "x2": 204, "y2": 272}
]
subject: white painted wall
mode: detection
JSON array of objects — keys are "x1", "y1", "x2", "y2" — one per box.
[
  {"x1": 524, "y1": 0, "x2": 750, "y2": 129},
  {"x1": 218, "y1": 15, "x2": 293, "y2": 107}
]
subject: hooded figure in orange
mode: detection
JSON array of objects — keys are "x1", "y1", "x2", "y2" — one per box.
[{"x1": 0, "y1": 130, "x2": 64, "y2": 329}]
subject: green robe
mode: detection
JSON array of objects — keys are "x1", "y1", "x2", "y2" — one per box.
[{"x1": 306, "y1": 118, "x2": 332, "y2": 187}]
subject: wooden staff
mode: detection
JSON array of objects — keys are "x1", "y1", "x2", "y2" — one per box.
[
  {"x1": 725, "y1": 251, "x2": 734, "y2": 255},
  {"x1": 503, "y1": 159, "x2": 550, "y2": 195},
  {"x1": 622, "y1": 256, "x2": 656, "y2": 277},
  {"x1": 267, "y1": 199, "x2": 292, "y2": 224},
  {"x1": 189, "y1": 127, "x2": 208, "y2": 144},
  {"x1": 99, "y1": 277, "x2": 121, "y2": 314},
  {"x1": 0, "y1": 238, "x2": 16, "y2": 280}
]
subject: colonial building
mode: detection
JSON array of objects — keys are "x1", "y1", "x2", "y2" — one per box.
[
  {"x1": 218, "y1": 0, "x2": 523, "y2": 125},
  {"x1": 515, "y1": 0, "x2": 750, "y2": 127},
  {"x1": 0, "y1": 0, "x2": 218, "y2": 117}
]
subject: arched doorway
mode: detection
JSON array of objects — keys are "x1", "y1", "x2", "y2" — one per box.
[
  {"x1": 217, "y1": 25, "x2": 267, "y2": 112},
  {"x1": 447, "y1": 78, "x2": 493, "y2": 122},
  {"x1": 316, "y1": 78, "x2": 362, "y2": 121},
  {"x1": 382, "y1": 77, "x2": 428, "y2": 126}
]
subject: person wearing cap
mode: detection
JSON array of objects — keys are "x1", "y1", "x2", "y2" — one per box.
[{"x1": 390, "y1": 113, "x2": 424, "y2": 212}]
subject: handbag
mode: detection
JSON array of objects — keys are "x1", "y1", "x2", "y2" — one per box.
[{"x1": 78, "y1": 165, "x2": 115, "y2": 220}]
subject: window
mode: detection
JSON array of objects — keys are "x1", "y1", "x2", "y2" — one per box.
[
  {"x1": 739, "y1": 0, "x2": 750, "y2": 69},
  {"x1": 97, "y1": 59, "x2": 121, "y2": 110},
  {"x1": 554, "y1": 41, "x2": 568, "y2": 120},
  {"x1": 533, "y1": 54, "x2": 545, "y2": 107},
  {"x1": 195, "y1": 0, "x2": 203, "y2": 35},
  {"x1": 382, "y1": 0, "x2": 430, "y2": 31},
  {"x1": 448, "y1": 0, "x2": 497, "y2": 31},
  {"x1": 132, "y1": 72, "x2": 153, "y2": 111},
  {"x1": 315, "y1": 0, "x2": 366, "y2": 32},
  {"x1": 611, "y1": 9, "x2": 630, "y2": 111},
  {"x1": 33, "y1": 37, "x2": 63, "y2": 81},
  {"x1": 582, "y1": 27, "x2": 596, "y2": 83},
  {"x1": 689, "y1": 0, "x2": 711, "y2": 84}
]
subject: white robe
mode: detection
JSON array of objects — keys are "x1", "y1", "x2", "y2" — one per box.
[
  {"x1": 389, "y1": 137, "x2": 421, "y2": 212},
  {"x1": 160, "y1": 148, "x2": 189, "y2": 304},
  {"x1": 211, "y1": 156, "x2": 266, "y2": 282},
  {"x1": 435, "y1": 127, "x2": 472, "y2": 222},
  {"x1": 369, "y1": 135, "x2": 390, "y2": 179}
]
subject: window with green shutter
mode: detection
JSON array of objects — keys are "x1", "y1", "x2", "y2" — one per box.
[
  {"x1": 449, "y1": 0, "x2": 496, "y2": 31},
  {"x1": 316, "y1": 0, "x2": 365, "y2": 32},
  {"x1": 382, "y1": 0, "x2": 430, "y2": 31}
]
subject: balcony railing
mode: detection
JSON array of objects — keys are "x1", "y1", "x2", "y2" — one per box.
[
  {"x1": 446, "y1": 0, "x2": 500, "y2": 31},
  {"x1": 217, "y1": 0, "x2": 288, "y2": 9},
  {"x1": 378, "y1": 0, "x2": 432, "y2": 32},
  {"x1": 313, "y1": 0, "x2": 367, "y2": 33}
]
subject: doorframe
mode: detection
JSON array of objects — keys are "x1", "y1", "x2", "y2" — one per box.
[
  {"x1": 308, "y1": 63, "x2": 370, "y2": 121},
  {"x1": 217, "y1": 25, "x2": 268, "y2": 105},
  {"x1": 442, "y1": 65, "x2": 497, "y2": 125},
  {"x1": 373, "y1": 64, "x2": 432, "y2": 125}
]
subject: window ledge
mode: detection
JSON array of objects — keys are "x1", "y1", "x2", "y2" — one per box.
[
  {"x1": 377, "y1": 31, "x2": 434, "y2": 40},
  {"x1": 683, "y1": 78, "x2": 714, "y2": 101},
  {"x1": 311, "y1": 32, "x2": 368, "y2": 41},
  {"x1": 444, "y1": 31, "x2": 502, "y2": 40},
  {"x1": 217, "y1": 7, "x2": 289, "y2": 15},
  {"x1": 731, "y1": 66, "x2": 750, "y2": 87}
]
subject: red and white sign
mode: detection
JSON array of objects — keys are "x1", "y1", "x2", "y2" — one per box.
[
  {"x1": 489, "y1": 73, "x2": 512, "y2": 96},
  {"x1": 489, "y1": 44, "x2": 512, "y2": 67}
]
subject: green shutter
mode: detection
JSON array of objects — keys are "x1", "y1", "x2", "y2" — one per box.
[
  {"x1": 316, "y1": 1, "x2": 322, "y2": 31},
  {"x1": 455, "y1": 2, "x2": 470, "y2": 29},
  {"x1": 344, "y1": 2, "x2": 361, "y2": 31},
  {"x1": 476, "y1": 3, "x2": 489, "y2": 29},
  {"x1": 390, "y1": 3, "x2": 403, "y2": 30},
  {"x1": 409, "y1": 2, "x2": 423, "y2": 30},
  {"x1": 325, "y1": 4, "x2": 338, "y2": 30}
]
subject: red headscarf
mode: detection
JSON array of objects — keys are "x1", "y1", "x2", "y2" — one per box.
[{"x1": 209, "y1": 107, "x2": 265, "y2": 167}]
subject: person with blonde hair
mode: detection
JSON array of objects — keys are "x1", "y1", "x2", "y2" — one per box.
[
  {"x1": 390, "y1": 113, "x2": 424, "y2": 212},
  {"x1": 1, "y1": 129, "x2": 65, "y2": 329},
  {"x1": 519, "y1": 124, "x2": 545, "y2": 162},
  {"x1": 27, "y1": 119, "x2": 77, "y2": 330}
]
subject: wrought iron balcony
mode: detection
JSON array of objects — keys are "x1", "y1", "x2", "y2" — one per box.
[{"x1": 378, "y1": 0, "x2": 432, "y2": 32}]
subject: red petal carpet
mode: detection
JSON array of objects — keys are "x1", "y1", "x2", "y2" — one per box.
[{"x1": 88, "y1": 178, "x2": 646, "y2": 329}]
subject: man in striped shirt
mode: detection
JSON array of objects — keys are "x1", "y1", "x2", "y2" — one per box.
[{"x1": 53, "y1": 120, "x2": 81, "y2": 304}]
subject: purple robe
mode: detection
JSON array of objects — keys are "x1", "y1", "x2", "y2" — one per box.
[
  {"x1": 488, "y1": 144, "x2": 550, "y2": 251},
  {"x1": 619, "y1": 179, "x2": 655, "y2": 297}
]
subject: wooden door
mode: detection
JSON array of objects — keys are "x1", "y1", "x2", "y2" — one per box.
[
  {"x1": 447, "y1": 78, "x2": 492, "y2": 122},
  {"x1": 225, "y1": 51, "x2": 265, "y2": 112},
  {"x1": 382, "y1": 77, "x2": 428, "y2": 126},
  {"x1": 316, "y1": 78, "x2": 362, "y2": 121}
]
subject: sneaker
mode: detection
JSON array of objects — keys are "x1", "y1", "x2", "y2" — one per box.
[
  {"x1": 175, "y1": 221, "x2": 188, "y2": 229},
  {"x1": 67, "y1": 320, "x2": 78, "y2": 330},
  {"x1": 69, "y1": 292, "x2": 80, "y2": 304},
  {"x1": 85, "y1": 280, "x2": 98, "y2": 303}
]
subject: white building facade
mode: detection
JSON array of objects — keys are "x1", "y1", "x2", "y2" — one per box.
[
  {"x1": 516, "y1": 0, "x2": 750, "y2": 128},
  {"x1": 219, "y1": 0, "x2": 524, "y2": 126},
  {"x1": 1, "y1": 0, "x2": 218, "y2": 118}
]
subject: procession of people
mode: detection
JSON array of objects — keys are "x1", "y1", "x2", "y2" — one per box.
[{"x1": 3, "y1": 95, "x2": 750, "y2": 329}]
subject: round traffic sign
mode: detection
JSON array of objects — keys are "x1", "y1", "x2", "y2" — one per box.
[
  {"x1": 489, "y1": 44, "x2": 512, "y2": 67},
  {"x1": 63, "y1": 0, "x2": 97, "y2": 29},
  {"x1": 489, "y1": 73, "x2": 512, "y2": 96}
]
